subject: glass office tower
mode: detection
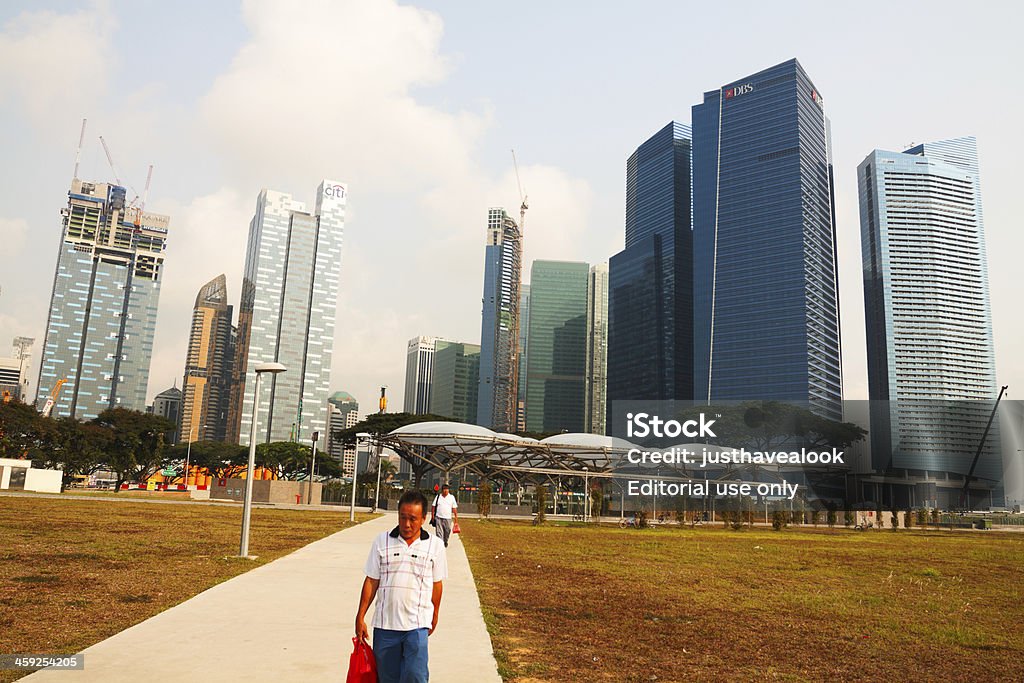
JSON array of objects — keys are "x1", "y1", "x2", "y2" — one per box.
[
  {"x1": 607, "y1": 122, "x2": 693, "y2": 420},
  {"x1": 692, "y1": 59, "x2": 842, "y2": 419},
  {"x1": 525, "y1": 260, "x2": 589, "y2": 434},
  {"x1": 859, "y1": 138, "x2": 1000, "y2": 501},
  {"x1": 229, "y1": 180, "x2": 346, "y2": 445},
  {"x1": 430, "y1": 342, "x2": 481, "y2": 424},
  {"x1": 477, "y1": 208, "x2": 522, "y2": 432},
  {"x1": 37, "y1": 178, "x2": 169, "y2": 419}
]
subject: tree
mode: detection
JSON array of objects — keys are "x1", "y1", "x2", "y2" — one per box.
[
  {"x1": 677, "y1": 401, "x2": 867, "y2": 451},
  {"x1": 0, "y1": 399, "x2": 47, "y2": 459},
  {"x1": 477, "y1": 480, "x2": 492, "y2": 518},
  {"x1": 254, "y1": 441, "x2": 342, "y2": 480},
  {"x1": 164, "y1": 440, "x2": 249, "y2": 481},
  {"x1": 826, "y1": 505, "x2": 837, "y2": 529},
  {"x1": 534, "y1": 484, "x2": 547, "y2": 523},
  {"x1": 37, "y1": 418, "x2": 112, "y2": 484},
  {"x1": 335, "y1": 412, "x2": 462, "y2": 489},
  {"x1": 94, "y1": 408, "x2": 173, "y2": 491}
]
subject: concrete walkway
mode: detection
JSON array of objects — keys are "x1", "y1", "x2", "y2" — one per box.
[{"x1": 26, "y1": 514, "x2": 501, "y2": 682}]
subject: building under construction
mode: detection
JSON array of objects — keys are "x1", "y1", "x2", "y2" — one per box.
[{"x1": 477, "y1": 207, "x2": 522, "y2": 432}]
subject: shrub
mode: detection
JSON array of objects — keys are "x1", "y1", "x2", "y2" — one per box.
[
  {"x1": 477, "y1": 480, "x2": 492, "y2": 519},
  {"x1": 903, "y1": 507, "x2": 913, "y2": 529},
  {"x1": 534, "y1": 485, "x2": 546, "y2": 524},
  {"x1": 772, "y1": 510, "x2": 785, "y2": 531},
  {"x1": 826, "y1": 508, "x2": 837, "y2": 529},
  {"x1": 844, "y1": 510, "x2": 854, "y2": 527}
]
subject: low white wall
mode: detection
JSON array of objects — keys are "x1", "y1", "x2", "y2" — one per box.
[{"x1": 24, "y1": 468, "x2": 63, "y2": 493}]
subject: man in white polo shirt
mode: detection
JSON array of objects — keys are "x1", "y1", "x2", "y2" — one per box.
[
  {"x1": 430, "y1": 483, "x2": 459, "y2": 548},
  {"x1": 355, "y1": 490, "x2": 447, "y2": 683}
]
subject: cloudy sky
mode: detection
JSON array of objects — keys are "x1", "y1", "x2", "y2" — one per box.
[{"x1": 1, "y1": 0, "x2": 1022, "y2": 415}]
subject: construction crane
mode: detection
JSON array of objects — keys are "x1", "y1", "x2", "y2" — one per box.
[
  {"x1": 509, "y1": 150, "x2": 528, "y2": 432},
  {"x1": 511, "y1": 149, "x2": 529, "y2": 232},
  {"x1": 99, "y1": 136, "x2": 121, "y2": 186},
  {"x1": 41, "y1": 378, "x2": 68, "y2": 418},
  {"x1": 72, "y1": 118, "x2": 87, "y2": 181}
]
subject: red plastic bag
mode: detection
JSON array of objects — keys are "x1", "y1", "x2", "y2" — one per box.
[
  {"x1": 452, "y1": 522, "x2": 461, "y2": 534},
  {"x1": 346, "y1": 637, "x2": 377, "y2": 683}
]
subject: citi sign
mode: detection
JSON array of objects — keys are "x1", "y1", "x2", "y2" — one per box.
[
  {"x1": 324, "y1": 184, "x2": 346, "y2": 199},
  {"x1": 724, "y1": 83, "x2": 753, "y2": 99}
]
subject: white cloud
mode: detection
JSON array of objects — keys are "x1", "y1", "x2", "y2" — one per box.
[
  {"x1": 0, "y1": 217, "x2": 29, "y2": 257},
  {"x1": 167, "y1": 0, "x2": 594, "y2": 411},
  {"x1": 0, "y1": 3, "x2": 115, "y2": 127}
]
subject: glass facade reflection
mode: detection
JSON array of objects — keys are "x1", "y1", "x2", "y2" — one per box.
[
  {"x1": 607, "y1": 122, "x2": 693, "y2": 421},
  {"x1": 525, "y1": 260, "x2": 589, "y2": 433},
  {"x1": 229, "y1": 180, "x2": 346, "y2": 445},
  {"x1": 692, "y1": 59, "x2": 842, "y2": 420}
]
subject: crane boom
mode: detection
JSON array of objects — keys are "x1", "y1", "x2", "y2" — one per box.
[
  {"x1": 72, "y1": 118, "x2": 87, "y2": 181},
  {"x1": 141, "y1": 164, "x2": 154, "y2": 209},
  {"x1": 41, "y1": 378, "x2": 67, "y2": 418},
  {"x1": 99, "y1": 136, "x2": 121, "y2": 185}
]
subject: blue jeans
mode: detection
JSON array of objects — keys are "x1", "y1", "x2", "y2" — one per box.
[{"x1": 373, "y1": 627, "x2": 429, "y2": 683}]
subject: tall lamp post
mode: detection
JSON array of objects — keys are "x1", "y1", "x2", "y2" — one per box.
[
  {"x1": 239, "y1": 362, "x2": 286, "y2": 558},
  {"x1": 583, "y1": 466, "x2": 589, "y2": 522}
]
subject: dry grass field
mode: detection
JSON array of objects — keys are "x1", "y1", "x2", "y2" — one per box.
[
  {"x1": 461, "y1": 519, "x2": 1024, "y2": 682},
  {"x1": 0, "y1": 495, "x2": 369, "y2": 682}
]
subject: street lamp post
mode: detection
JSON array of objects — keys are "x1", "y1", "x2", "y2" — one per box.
[
  {"x1": 239, "y1": 362, "x2": 286, "y2": 558},
  {"x1": 583, "y1": 467, "x2": 590, "y2": 522},
  {"x1": 307, "y1": 431, "x2": 319, "y2": 505}
]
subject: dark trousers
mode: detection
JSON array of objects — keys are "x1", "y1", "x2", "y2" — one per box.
[{"x1": 435, "y1": 517, "x2": 452, "y2": 546}]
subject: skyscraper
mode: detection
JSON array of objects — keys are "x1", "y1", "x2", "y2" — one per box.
[
  {"x1": 403, "y1": 336, "x2": 451, "y2": 414},
  {"x1": 37, "y1": 178, "x2": 169, "y2": 419},
  {"x1": 859, "y1": 137, "x2": 999, "y2": 499},
  {"x1": 181, "y1": 274, "x2": 235, "y2": 443},
  {"x1": 585, "y1": 263, "x2": 609, "y2": 435},
  {"x1": 326, "y1": 391, "x2": 359, "y2": 476},
  {"x1": 692, "y1": 59, "x2": 842, "y2": 419},
  {"x1": 525, "y1": 260, "x2": 589, "y2": 434},
  {"x1": 429, "y1": 342, "x2": 480, "y2": 424},
  {"x1": 0, "y1": 337, "x2": 33, "y2": 403},
  {"x1": 150, "y1": 384, "x2": 182, "y2": 443},
  {"x1": 477, "y1": 208, "x2": 522, "y2": 431},
  {"x1": 229, "y1": 181, "x2": 346, "y2": 445},
  {"x1": 607, "y1": 122, "x2": 693, "y2": 418}
]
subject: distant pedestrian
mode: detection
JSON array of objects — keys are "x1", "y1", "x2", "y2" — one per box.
[
  {"x1": 355, "y1": 490, "x2": 447, "y2": 683},
  {"x1": 430, "y1": 483, "x2": 459, "y2": 547}
]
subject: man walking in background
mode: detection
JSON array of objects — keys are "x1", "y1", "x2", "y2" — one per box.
[
  {"x1": 430, "y1": 483, "x2": 459, "y2": 547},
  {"x1": 355, "y1": 490, "x2": 447, "y2": 683}
]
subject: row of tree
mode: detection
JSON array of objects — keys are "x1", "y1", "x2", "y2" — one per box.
[{"x1": 0, "y1": 400, "x2": 346, "y2": 491}]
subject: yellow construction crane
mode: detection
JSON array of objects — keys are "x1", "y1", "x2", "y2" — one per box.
[{"x1": 41, "y1": 378, "x2": 67, "y2": 418}]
